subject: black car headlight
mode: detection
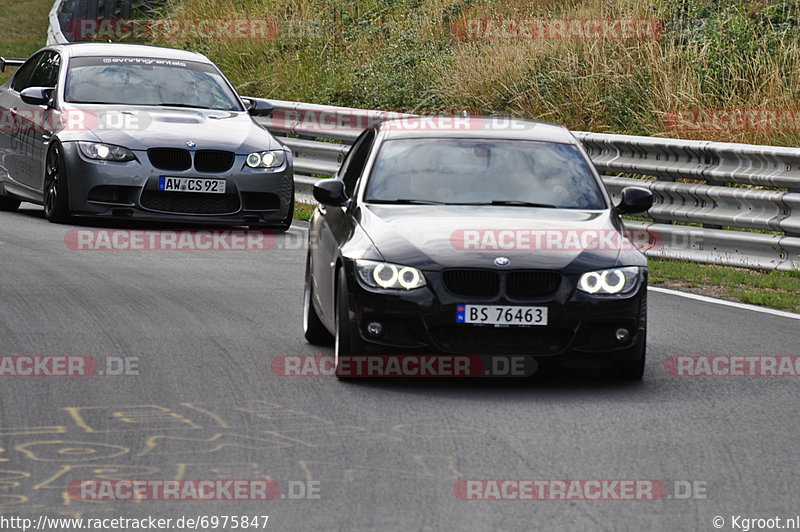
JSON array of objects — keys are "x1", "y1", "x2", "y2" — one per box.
[
  {"x1": 355, "y1": 260, "x2": 426, "y2": 290},
  {"x1": 246, "y1": 149, "x2": 285, "y2": 168},
  {"x1": 577, "y1": 267, "x2": 640, "y2": 295},
  {"x1": 78, "y1": 142, "x2": 135, "y2": 162}
]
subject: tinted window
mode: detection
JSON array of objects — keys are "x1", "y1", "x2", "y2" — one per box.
[
  {"x1": 64, "y1": 56, "x2": 242, "y2": 110},
  {"x1": 11, "y1": 53, "x2": 43, "y2": 92},
  {"x1": 341, "y1": 130, "x2": 375, "y2": 197},
  {"x1": 365, "y1": 138, "x2": 606, "y2": 209},
  {"x1": 27, "y1": 52, "x2": 61, "y2": 88}
]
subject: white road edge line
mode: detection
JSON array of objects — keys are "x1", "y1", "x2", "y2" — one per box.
[{"x1": 648, "y1": 286, "x2": 800, "y2": 321}]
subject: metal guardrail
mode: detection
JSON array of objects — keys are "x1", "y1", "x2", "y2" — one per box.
[
  {"x1": 45, "y1": 3, "x2": 800, "y2": 270},
  {"x1": 255, "y1": 100, "x2": 800, "y2": 272},
  {"x1": 48, "y1": 0, "x2": 157, "y2": 44}
]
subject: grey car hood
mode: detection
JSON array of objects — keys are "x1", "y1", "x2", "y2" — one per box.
[{"x1": 62, "y1": 104, "x2": 281, "y2": 153}]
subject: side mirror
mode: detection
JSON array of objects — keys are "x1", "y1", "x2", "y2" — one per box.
[
  {"x1": 616, "y1": 187, "x2": 653, "y2": 214},
  {"x1": 20, "y1": 86, "x2": 54, "y2": 106},
  {"x1": 243, "y1": 97, "x2": 274, "y2": 117},
  {"x1": 313, "y1": 179, "x2": 348, "y2": 207}
]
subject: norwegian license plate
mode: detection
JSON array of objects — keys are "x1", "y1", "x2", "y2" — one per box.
[
  {"x1": 456, "y1": 305, "x2": 548, "y2": 326},
  {"x1": 159, "y1": 177, "x2": 226, "y2": 194}
]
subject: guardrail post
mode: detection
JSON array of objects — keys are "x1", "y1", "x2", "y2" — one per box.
[
  {"x1": 86, "y1": 0, "x2": 99, "y2": 18},
  {"x1": 701, "y1": 179, "x2": 724, "y2": 230},
  {"x1": 102, "y1": 0, "x2": 116, "y2": 18}
]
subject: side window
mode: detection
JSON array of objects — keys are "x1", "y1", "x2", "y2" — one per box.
[
  {"x1": 11, "y1": 53, "x2": 43, "y2": 92},
  {"x1": 28, "y1": 52, "x2": 61, "y2": 88},
  {"x1": 341, "y1": 130, "x2": 376, "y2": 198}
]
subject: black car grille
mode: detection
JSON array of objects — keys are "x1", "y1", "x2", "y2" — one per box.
[
  {"x1": 442, "y1": 269, "x2": 561, "y2": 298},
  {"x1": 430, "y1": 325, "x2": 571, "y2": 355},
  {"x1": 195, "y1": 150, "x2": 235, "y2": 173},
  {"x1": 442, "y1": 269, "x2": 499, "y2": 297},
  {"x1": 148, "y1": 148, "x2": 191, "y2": 171},
  {"x1": 506, "y1": 271, "x2": 561, "y2": 298},
  {"x1": 140, "y1": 190, "x2": 240, "y2": 214}
]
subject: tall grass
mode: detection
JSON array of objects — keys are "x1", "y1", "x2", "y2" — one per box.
[
  {"x1": 150, "y1": 0, "x2": 800, "y2": 146},
  {"x1": 0, "y1": 0, "x2": 53, "y2": 84}
]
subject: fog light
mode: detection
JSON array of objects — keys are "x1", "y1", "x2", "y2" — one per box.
[
  {"x1": 615, "y1": 328, "x2": 630, "y2": 343},
  {"x1": 366, "y1": 322, "x2": 383, "y2": 337}
]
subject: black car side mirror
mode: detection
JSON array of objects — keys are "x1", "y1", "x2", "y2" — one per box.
[
  {"x1": 20, "y1": 86, "x2": 54, "y2": 106},
  {"x1": 243, "y1": 97, "x2": 274, "y2": 117},
  {"x1": 616, "y1": 187, "x2": 653, "y2": 214},
  {"x1": 313, "y1": 179, "x2": 348, "y2": 207}
]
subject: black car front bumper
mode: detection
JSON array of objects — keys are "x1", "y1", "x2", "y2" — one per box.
[{"x1": 340, "y1": 261, "x2": 647, "y2": 366}]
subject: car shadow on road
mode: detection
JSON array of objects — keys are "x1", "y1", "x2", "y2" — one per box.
[
  {"x1": 17, "y1": 203, "x2": 297, "y2": 232},
  {"x1": 337, "y1": 365, "x2": 647, "y2": 396}
]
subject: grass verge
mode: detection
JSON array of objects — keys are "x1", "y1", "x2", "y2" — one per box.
[
  {"x1": 0, "y1": 0, "x2": 52, "y2": 85},
  {"x1": 649, "y1": 259, "x2": 800, "y2": 313}
]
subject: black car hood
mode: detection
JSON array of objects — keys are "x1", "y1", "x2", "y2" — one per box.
[
  {"x1": 357, "y1": 204, "x2": 628, "y2": 272},
  {"x1": 62, "y1": 104, "x2": 280, "y2": 152}
]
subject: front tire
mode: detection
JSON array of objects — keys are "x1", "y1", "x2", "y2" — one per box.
[
  {"x1": 614, "y1": 338, "x2": 646, "y2": 380},
  {"x1": 303, "y1": 253, "x2": 333, "y2": 345},
  {"x1": 43, "y1": 143, "x2": 71, "y2": 223},
  {"x1": 249, "y1": 190, "x2": 294, "y2": 233},
  {"x1": 334, "y1": 267, "x2": 365, "y2": 378},
  {"x1": 275, "y1": 188, "x2": 295, "y2": 233},
  {"x1": 0, "y1": 194, "x2": 20, "y2": 212}
]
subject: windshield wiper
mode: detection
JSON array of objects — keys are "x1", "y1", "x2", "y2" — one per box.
[
  {"x1": 158, "y1": 103, "x2": 213, "y2": 109},
  {"x1": 368, "y1": 198, "x2": 446, "y2": 205},
  {"x1": 490, "y1": 200, "x2": 558, "y2": 208}
]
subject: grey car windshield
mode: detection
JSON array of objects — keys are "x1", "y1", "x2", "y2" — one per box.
[
  {"x1": 365, "y1": 138, "x2": 606, "y2": 209},
  {"x1": 64, "y1": 56, "x2": 242, "y2": 111}
]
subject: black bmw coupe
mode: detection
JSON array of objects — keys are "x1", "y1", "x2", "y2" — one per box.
[{"x1": 303, "y1": 117, "x2": 653, "y2": 379}]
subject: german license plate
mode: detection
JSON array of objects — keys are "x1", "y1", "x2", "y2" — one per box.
[
  {"x1": 159, "y1": 177, "x2": 226, "y2": 194},
  {"x1": 456, "y1": 305, "x2": 548, "y2": 326}
]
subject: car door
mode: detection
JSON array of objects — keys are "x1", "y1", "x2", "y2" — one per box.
[
  {"x1": 8, "y1": 51, "x2": 62, "y2": 192},
  {"x1": 311, "y1": 129, "x2": 376, "y2": 325},
  {"x1": 0, "y1": 52, "x2": 42, "y2": 186}
]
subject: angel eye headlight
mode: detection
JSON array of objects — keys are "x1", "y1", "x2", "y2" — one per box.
[
  {"x1": 246, "y1": 149, "x2": 285, "y2": 168},
  {"x1": 577, "y1": 267, "x2": 640, "y2": 295},
  {"x1": 355, "y1": 260, "x2": 426, "y2": 290}
]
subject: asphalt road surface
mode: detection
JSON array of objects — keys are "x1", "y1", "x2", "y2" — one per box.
[{"x1": 0, "y1": 204, "x2": 798, "y2": 532}]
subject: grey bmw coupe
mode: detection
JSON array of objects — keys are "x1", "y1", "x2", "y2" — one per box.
[{"x1": 0, "y1": 43, "x2": 293, "y2": 229}]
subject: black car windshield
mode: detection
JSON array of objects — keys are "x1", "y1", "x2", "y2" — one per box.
[
  {"x1": 364, "y1": 138, "x2": 606, "y2": 209},
  {"x1": 64, "y1": 56, "x2": 243, "y2": 111}
]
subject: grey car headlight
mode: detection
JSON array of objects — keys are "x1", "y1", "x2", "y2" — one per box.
[
  {"x1": 246, "y1": 149, "x2": 285, "y2": 168},
  {"x1": 577, "y1": 267, "x2": 640, "y2": 295},
  {"x1": 355, "y1": 260, "x2": 427, "y2": 290},
  {"x1": 78, "y1": 142, "x2": 135, "y2": 162}
]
